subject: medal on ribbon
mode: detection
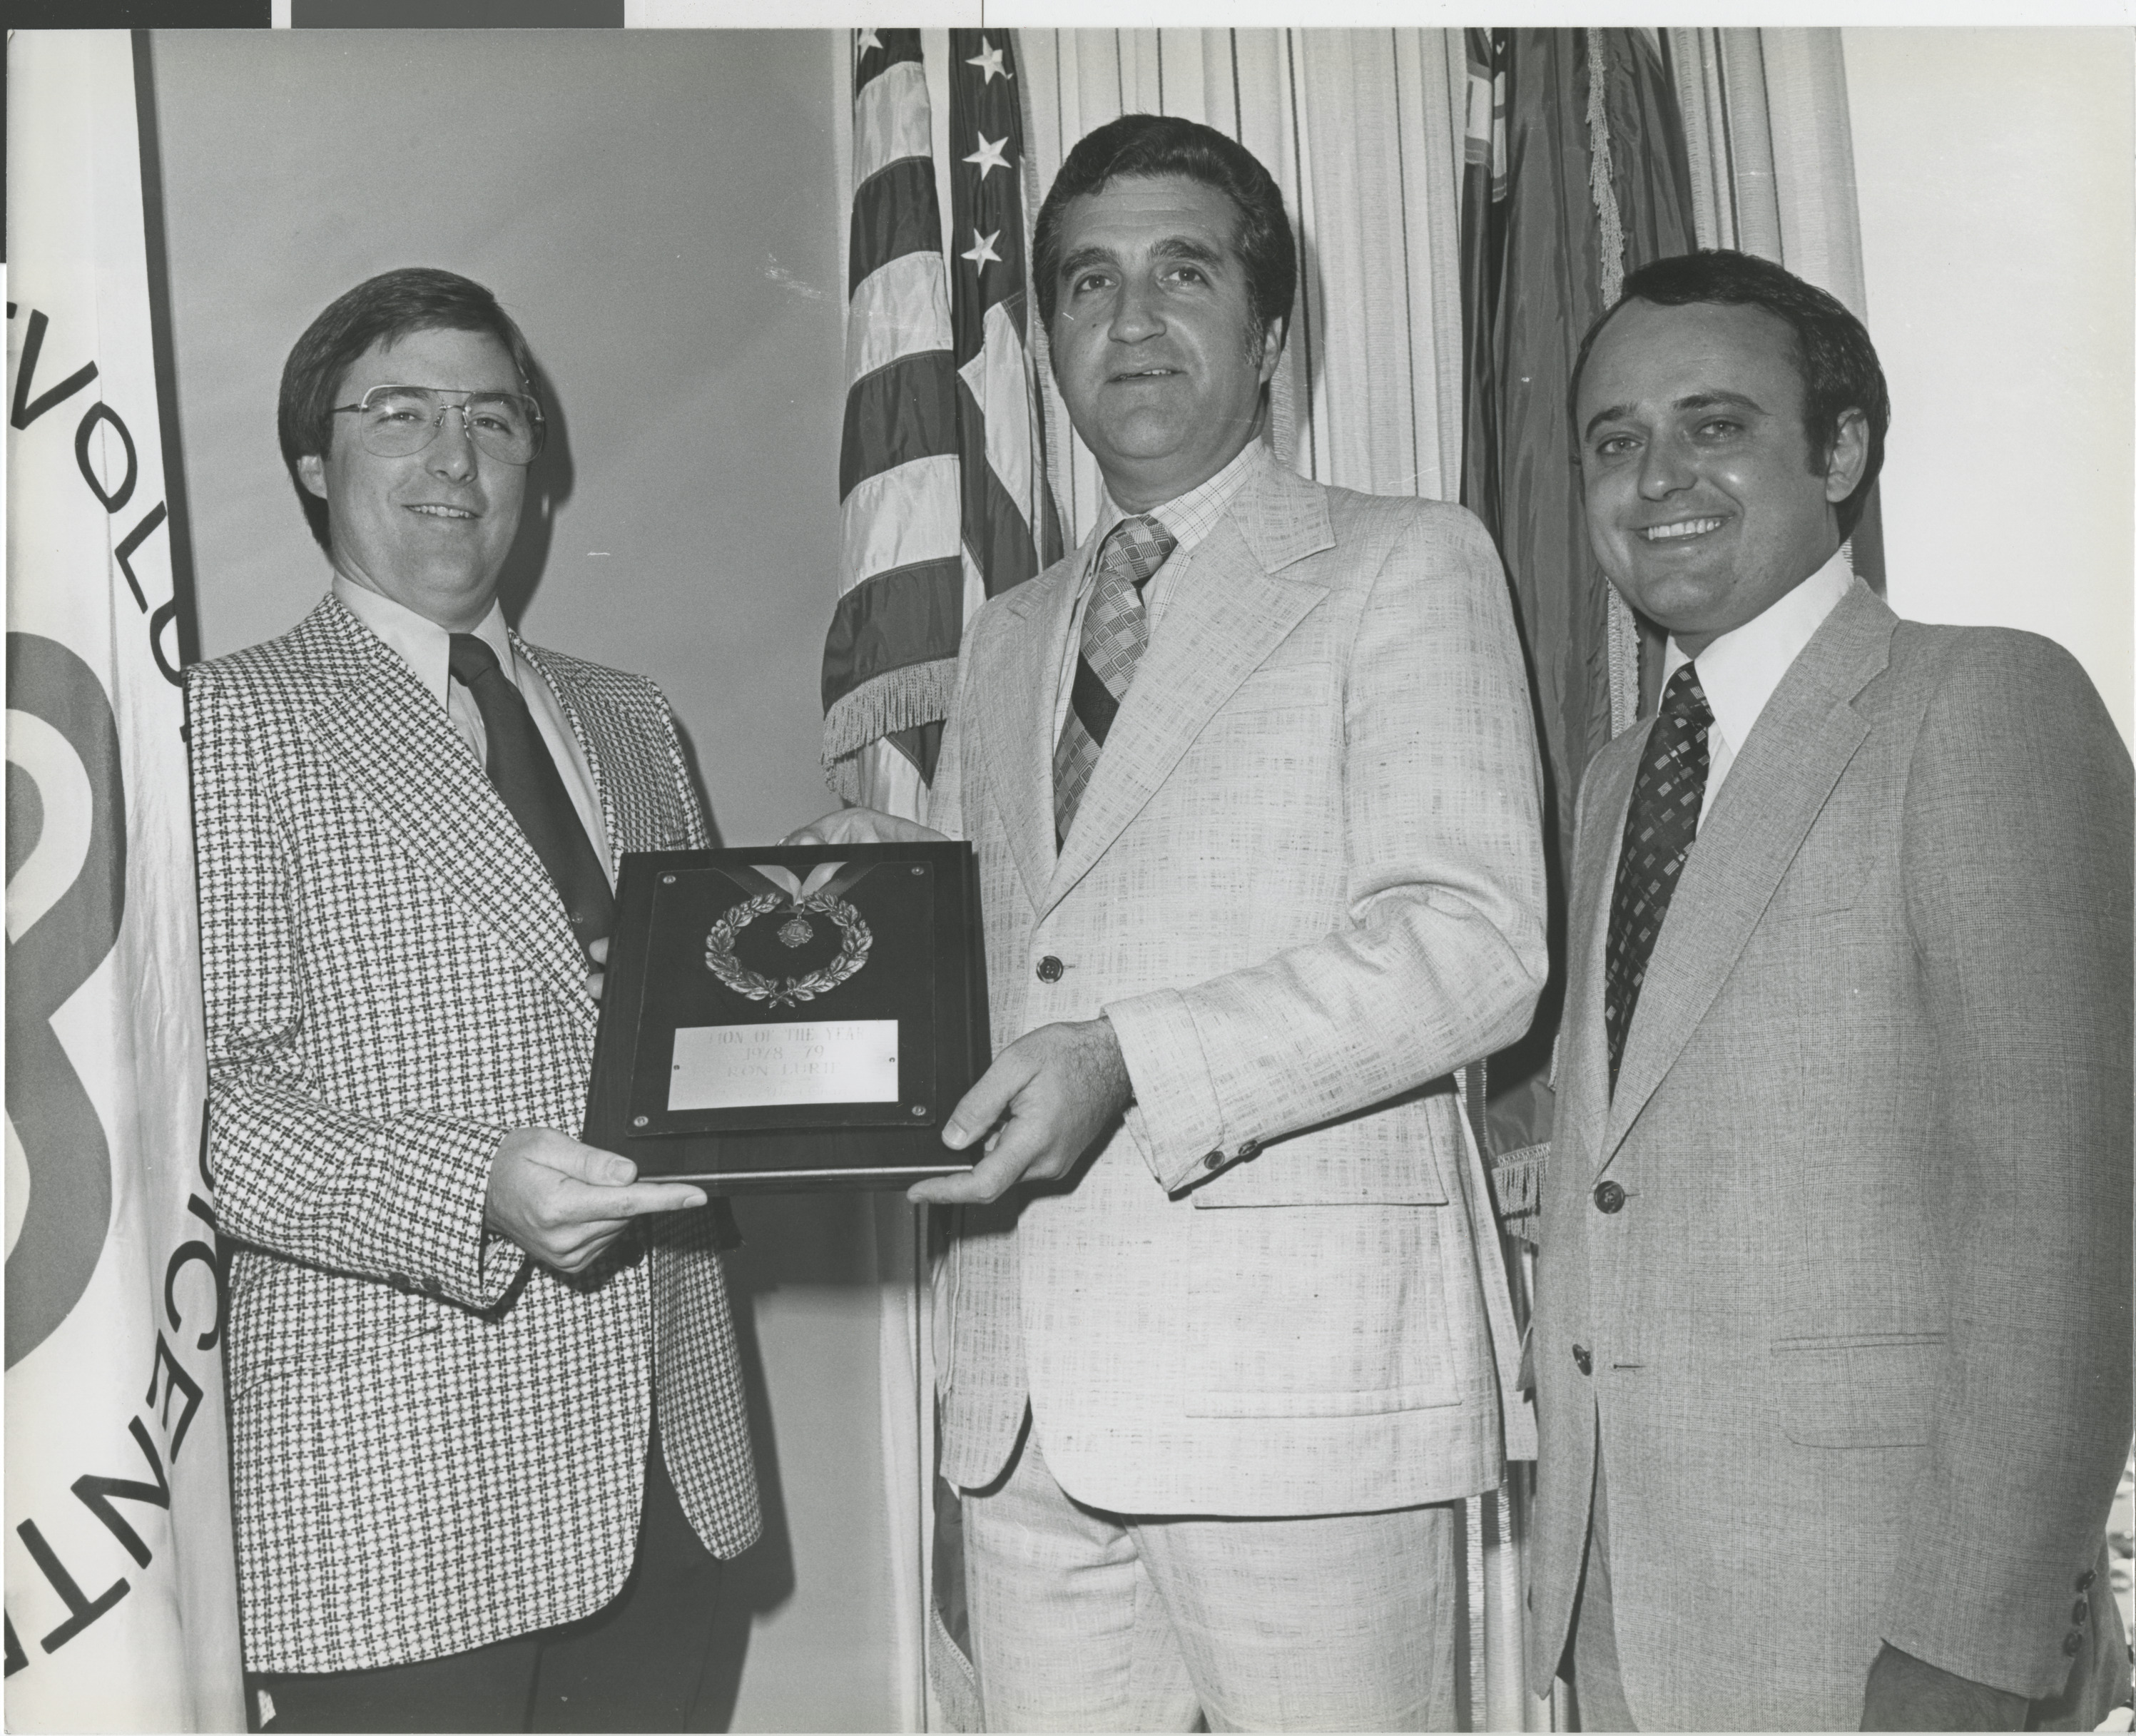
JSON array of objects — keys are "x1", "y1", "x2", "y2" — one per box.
[{"x1": 703, "y1": 861, "x2": 874, "y2": 1008}]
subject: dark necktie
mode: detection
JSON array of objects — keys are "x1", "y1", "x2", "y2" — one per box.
[
  {"x1": 447, "y1": 634, "x2": 614, "y2": 958},
  {"x1": 1603, "y1": 661, "x2": 1714, "y2": 1094},
  {"x1": 1053, "y1": 513, "x2": 1176, "y2": 846}
]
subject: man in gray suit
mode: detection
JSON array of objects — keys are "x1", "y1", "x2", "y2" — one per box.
[
  {"x1": 1526, "y1": 248, "x2": 2132, "y2": 1731},
  {"x1": 805, "y1": 115, "x2": 1545, "y2": 1728}
]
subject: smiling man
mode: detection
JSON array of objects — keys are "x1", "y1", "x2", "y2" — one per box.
[
  {"x1": 188, "y1": 269, "x2": 758, "y2": 1732},
  {"x1": 1526, "y1": 249, "x2": 2133, "y2": 1731},
  {"x1": 801, "y1": 114, "x2": 1545, "y2": 1729}
]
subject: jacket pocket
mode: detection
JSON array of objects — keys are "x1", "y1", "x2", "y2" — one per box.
[
  {"x1": 1181, "y1": 1197, "x2": 1470, "y2": 1418},
  {"x1": 1771, "y1": 1331, "x2": 1947, "y2": 1447}
]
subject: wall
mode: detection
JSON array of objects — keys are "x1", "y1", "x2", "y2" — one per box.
[
  {"x1": 1844, "y1": 26, "x2": 2134, "y2": 746},
  {"x1": 148, "y1": 29, "x2": 901, "y2": 1731}
]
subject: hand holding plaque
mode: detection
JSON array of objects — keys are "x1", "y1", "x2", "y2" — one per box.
[{"x1": 584, "y1": 843, "x2": 988, "y2": 1190}]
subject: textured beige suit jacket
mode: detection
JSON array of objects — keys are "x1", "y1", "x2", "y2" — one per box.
[
  {"x1": 190, "y1": 597, "x2": 759, "y2": 1673},
  {"x1": 926, "y1": 450, "x2": 1548, "y2": 1515},
  {"x1": 1526, "y1": 579, "x2": 2134, "y2": 1729}
]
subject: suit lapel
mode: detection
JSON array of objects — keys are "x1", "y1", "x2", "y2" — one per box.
[
  {"x1": 517, "y1": 639, "x2": 624, "y2": 859},
  {"x1": 976, "y1": 564, "x2": 1079, "y2": 915},
  {"x1": 1561, "y1": 734, "x2": 1642, "y2": 1167},
  {"x1": 1601, "y1": 582, "x2": 1896, "y2": 1162},
  {"x1": 300, "y1": 602, "x2": 588, "y2": 1010},
  {"x1": 1042, "y1": 462, "x2": 1331, "y2": 915}
]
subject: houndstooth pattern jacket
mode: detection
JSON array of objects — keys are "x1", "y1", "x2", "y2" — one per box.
[{"x1": 189, "y1": 594, "x2": 759, "y2": 1675}]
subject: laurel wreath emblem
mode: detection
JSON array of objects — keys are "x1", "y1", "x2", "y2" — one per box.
[{"x1": 705, "y1": 891, "x2": 873, "y2": 1008}]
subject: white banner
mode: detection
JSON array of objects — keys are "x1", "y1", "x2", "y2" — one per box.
[{"x1": 5, "y1": 31, "x2": 244, "y2": 1734}]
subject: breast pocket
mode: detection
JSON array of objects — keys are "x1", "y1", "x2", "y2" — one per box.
[{"x1": 1771, "y1": 1331, "x2": 1947, "y2": 1447}]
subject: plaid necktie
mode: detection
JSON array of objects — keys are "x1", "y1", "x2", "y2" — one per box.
[
  {"x1": 1052, "y1": 514, "x2": 1177, "y2": 846},
  {"x1": 1603, "y1": 661, "x2": 1714, "y2": 1093},
  {"x1": 448, "y1": 633, "x2": 615, "y2": 960}
]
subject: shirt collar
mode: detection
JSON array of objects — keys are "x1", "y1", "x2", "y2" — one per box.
[
  {"x1": 332, "y1": 572, "x2": 513, "y2": 707},
  {"x1": 1661, "y1": 544, "x2": 1854, "y2": 751},
  {"x1": 1087, "y1": 439, "x2": 1268, "y2": 577}
]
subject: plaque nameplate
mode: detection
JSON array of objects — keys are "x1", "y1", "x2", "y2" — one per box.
[{"x1": 668, "y1": 1020, "x2": 901, "y2": 1112}]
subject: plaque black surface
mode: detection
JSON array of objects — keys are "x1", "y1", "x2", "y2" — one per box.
[{"x1": 585, "y1": 843, "x2": 989, "y2": 1189}]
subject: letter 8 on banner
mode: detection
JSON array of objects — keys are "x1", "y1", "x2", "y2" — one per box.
[{"x1": 5, "y1": 30, "x2": 245, "y2": 1732}]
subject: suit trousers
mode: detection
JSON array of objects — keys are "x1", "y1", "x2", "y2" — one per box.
[
  {"x1": 250, "y1": 1424, "x2": 723, "y2": 1733},
  {"x1": 962, "y1": 1415, "x2": 1458, "y2": 1732}
]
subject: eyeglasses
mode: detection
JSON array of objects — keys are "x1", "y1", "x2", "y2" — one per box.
[{"x1": 331, "y1": 385, "x2": 546, "y2": 465}]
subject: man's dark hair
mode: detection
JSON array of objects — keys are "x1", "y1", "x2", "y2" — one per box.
[
  {"x1": 1569, "y1": 249, "x2": 1891, "y2": 539},
  {"x1": 278, "y1": 267, "x2": 538, "y2": 550},
  {"x1": 1031, "y1": 113, "x2": 1296, "y2": 348}
]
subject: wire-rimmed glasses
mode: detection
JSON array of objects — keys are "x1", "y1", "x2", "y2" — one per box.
[{"x1": 332, "y1": 385, "x2": 546, "y2": 465}]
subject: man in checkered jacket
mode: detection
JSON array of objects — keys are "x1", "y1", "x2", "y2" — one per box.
[{"x1": 188, "y1": 268, "x2": 759, "y2": 1732}]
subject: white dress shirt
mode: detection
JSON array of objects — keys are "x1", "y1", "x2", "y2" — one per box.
[
  {"x1": 1049, "y1": 438, "x2": 1270, "y2": 746},
  {"x1": 1661, "y1": 544, "x2": 1854, "y2": 826},
  {"x1": 331, "y1": 574, "x2": 613, "y2": 880}
]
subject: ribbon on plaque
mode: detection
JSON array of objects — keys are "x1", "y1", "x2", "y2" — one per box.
[{"x1": 701, "y1": 861, "x2": 877, "y2": 1007}]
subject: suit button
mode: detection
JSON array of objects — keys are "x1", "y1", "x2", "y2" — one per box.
[
  {"x1": 2063, "y1": 1631, "x2": 2083, "y2": 1656},
  {"x1": 2075, "y1": 1600, "x2": 2090, "y2": 1624},
  {"x1": 388, "y1": 1272, "x2": 414, "y2": 1293},
  {"x1": 1572, "y1": 1344, "x2": 1593, "y2": 1376},
  {"x1": 1203, "y1": 1149, "x2": 1225, "y2": 1171},
  {"x1": 1236, "y1": 1138, "x2": 1261, "y2": 1161},
  {"x1": 2080, "y1": 1569, "x2": 2098, "y2": 1590},
  {"x1": 1035, "y1": 955, "x2": 1064, "y2": 982},
  {"x1": 1592, "y1": 1180, "x2": 1626, "y2": 1214}
]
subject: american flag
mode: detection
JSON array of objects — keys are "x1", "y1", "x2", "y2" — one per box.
[{"x1": 821, "y1": 27, "x2": 1061, "y2": 814}]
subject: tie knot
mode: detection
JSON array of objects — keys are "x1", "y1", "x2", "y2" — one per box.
[
  {"x1": 448, "y1": 632, "x2": 504, "y2": 688},
  {"x1": 1662, "y1": 661, "x2": 1712, "y2": 726},
  {"x1": 1099, "y1": 514, "x2": 1177, "y2": 588}
]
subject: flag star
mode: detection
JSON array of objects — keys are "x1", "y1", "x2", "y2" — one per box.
[
  {"x1": 962, "y1": 228, "x2": 1003, "y2": 269},
  {"x1": 966, "y1": 37, "x2": 1010, "y2": 82},
  {"x1": 964, "y1": 132, "x2": 1012, "y2": 178},
  {"x1": 855, "y1": 29, "x2": 883, "y2": 54}
]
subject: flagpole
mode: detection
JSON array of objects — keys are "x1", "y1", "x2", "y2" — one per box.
[{"x1": 128, "y1": 29, "x2": 202, "y2": 676}]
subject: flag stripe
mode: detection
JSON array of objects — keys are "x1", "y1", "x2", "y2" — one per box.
[
  {"x1": 957, "y1": 298, "x2": 1038, "y2": 529},
  {"x1": 850, "y1": 158, "x2": 945, "y2": 293},
  {"x1": 841, "y1": 455, "x2": 963, "y2": 588},
  {"x1": 955, "y1": 377, "x2": 1041, "y2": 595},
  {"x1": 840, "y1": 350, "x2": 960, "y2": 502},
  {"x1": 846, "y1": 250, "x2": 953, "y2": 385},
  {"x1": 855, "y1": 60, "x2": 934, "y2": 187},
  {"x1": 820, "y1": 557, "x2": 966, "y2": 711}
]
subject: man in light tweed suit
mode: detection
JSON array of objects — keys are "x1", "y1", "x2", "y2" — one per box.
[
  {"x1": 803, "y1": 116, "x2": 1546, "y2": 1728},
  {"x1": 189, "y1": 269, "x2": 758, "y2": 1732},
  {"x1": 1527, "y1": 250, "x2": 2132, "y2": 1730}
]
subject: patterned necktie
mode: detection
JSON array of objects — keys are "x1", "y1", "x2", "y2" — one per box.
[
  {"x1": 1052, "y1": 513, "x2": 1177, "y2": 846},
  {"x1": 447, "y1": 634, "x2": 615, "y2": 958},
  {"x1": 1603, "y1": 661, "x2": 1714, "y2": 1094}
]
